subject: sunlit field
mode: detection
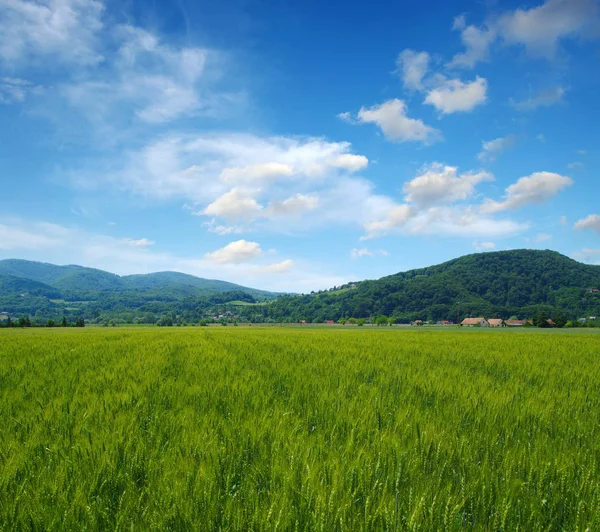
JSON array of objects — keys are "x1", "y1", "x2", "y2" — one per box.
[{"x1": 1, "y1": 327, "x2": 599, "y2": 530}]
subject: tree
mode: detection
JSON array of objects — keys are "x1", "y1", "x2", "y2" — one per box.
[
  {"x1": 357, "y1": 318, "x2": 366, "y2": 327},
  {"x1": 338, "y1": 318, "x2": 347, "y2": 326},
  {"x1": 47, "y1": 319, "x2": 55, "y2": 328},
  {"x1": 60, "y1": 316, "x2": 68, "y2": 328},
  {"x1": 376, "y1": 315, "x2": 389, "y2": 326},
  {"x1": 388, "y1": 316, "x2": 396, "y2": 326},
  {"x1": 75, "y1": 317, "x2": 85, "y2": 327},
  {"x1": 348, "y1": 317, "x2": 356, "y2": 325}
]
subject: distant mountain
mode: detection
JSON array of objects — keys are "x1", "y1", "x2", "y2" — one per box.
[
  {"x1": 0, "y1": 275, "x2": 61, "y2": 299},
  {"x1": 265, "y1": 250, "x2": 600, "y2": 322},
  {"x1": 0, "y1": 259, "x2": 280, "y2": 321},
  {"x1": 0, "y1": 259, "x2": 277, "y2": 298},
  {"x1": 122, "y1": 271, "x2": 274, "y2": 299},
  {"x1": 0, "y1": 259, "x2": 125, "y2": 290}
]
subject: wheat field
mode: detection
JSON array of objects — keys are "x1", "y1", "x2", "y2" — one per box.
[{"x1": 1, "y1": 327, "x2": 599, "y2": 530}]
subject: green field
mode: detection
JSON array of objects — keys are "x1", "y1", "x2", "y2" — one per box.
[{"x1": 1, "y1": 328, "x2": 600, "y2": 530}]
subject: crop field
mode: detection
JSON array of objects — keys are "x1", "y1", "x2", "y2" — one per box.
[{"x1": 1, "y1": 328, "x2": 600, "y2": 530}]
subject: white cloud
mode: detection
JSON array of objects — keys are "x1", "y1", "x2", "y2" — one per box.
[
  {"x1": 0, "y1": 222, "x2": 63, "y2": 250},
  {"x1": 203, "y1": 189, "x2": 263, "y2": 221},
  {"x1": 0, "y1": 0, "x2": 104, "y2": 66},
  {"x1": 266, "y1": 194, "x2": 319, "y2": 216},
  {"x1": 260, "y1": 259, "x2": 294, "y2": 274},
  {"x1": 356, "y1": 99, "x2": 439, "y2": 143},
  {"x1": 205, "y1": 240, "x2": 263, "y2": 264},
  {"x1": 424, "y1": 76, "x2": 487, "y2": 114},
  {"x1": 364, "y1": 203, "x2": 526, "y2": 240},
  {"x1": 98, "y1": 133, "x2": 368, "y2": 204},
  {"x1": 447, "y1": 0, "x2": 599, "y2": 69},
  {"x1": 448, "y1": 22, "x2": 495, "y2": 69},
  {"x1": 362, "y1": 204, "x2": 415, "y2": 239},
  {"x1": 559, "y1": 216, "x2": 567, "y2": 225},
  {"x1": 337, "y1": 111, "x2": 355, "y2": 123},
  {"x1": 575, "y1": 214, "x2": 600, "y2": 233},
  {"x1": 567, "y1": 161, "x2": 584, "y2": 170},
  {"x1": 123, "y1": 238, "x2": 155, "y2": 247},
  {"x1": 497, "y1": 0, "x2": 599, "y2": 58},
  {"x1": 351, "y1": 248, "x2": 388, "y2": 259},
  {"x1": 477, "y1": 135, "x2": 516, "y2": 162},
  {"x1": 0, "y1": 77, "x2": 40, "y2": 104},
  {"x1": 396, "y1": 49, "x2": 430, "y2": 90},
  {"x1": 403, "y1": 163, "x2": 493, "y2": 207},
  {"x1": 535, "y1": 233, "x2": 552, "y2": 243},
  {"x1": 64, "y1": 25, "x2": 216, "y2": 125},
  {"x1": 511, "y1": 87, "x2": 565, "y2": 111},
  {"x1": 483, "y1": 172, "x2": 573, "y2": 212},
  {"x1": 473, "y1": 241, "x2": 496, "y2": 251},
  {"x1": 332, "y1": 154, "x2": 369, "y2": 172},
  {"x1": 578, "y1": 149, "x2": 587, "y2": 155},
  {"x1": 219, "y1": 163, "x2": 294, "y2": 185}
]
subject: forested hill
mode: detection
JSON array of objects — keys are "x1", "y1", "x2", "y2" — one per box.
[
  {"x1": 0, "y1": 259, "x2": 280, "y2": 321},
  {"x1": 266, "y1": 250, "x2": 600, "y2": 323}
]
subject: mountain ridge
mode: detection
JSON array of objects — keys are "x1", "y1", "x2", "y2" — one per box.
[{"x1": 1, "y1": 250, "x2": 599, "y2": 324}]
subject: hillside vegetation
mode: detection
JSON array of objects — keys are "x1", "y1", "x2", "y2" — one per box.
[
  {"x1": 0, "y1": 259, "x2": 279, "y2": 322},
  {"x1": 265, "y1": 250, "x2": 600, "y2": 323}
]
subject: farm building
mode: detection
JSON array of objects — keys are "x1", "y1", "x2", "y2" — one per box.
[
  {"x1": 460, "y1": 318, "x2": 489, "y2": 327},
  {"x1": 325, "y1": 320, "x2": 335, "y2": 325},
  {"x1": 488, "y1": 319, "x2": 503, "y2": 327},
  {"x1": 504, "y1": 319, "x2": 532, "y2": 327}
]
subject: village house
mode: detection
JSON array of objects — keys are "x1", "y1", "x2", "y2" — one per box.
[
  {"x1": 488, "y1": 318, "x2": 503, "y2": 327},
  {"x1": 460, "y1": 317, "x2": 489, "y2": 327},
  {"x1": 504, "y1": 319, "x2": 532, "y2": 327},
  {"x1": 325, "y1": 320, "x2": 335, "y2": 325},
  {"x1": 412, "y1": 320, "x2": 423, "y2": 326},
  {"x1": 437, "y1": 320, "x2": 454, "y2": 326}
]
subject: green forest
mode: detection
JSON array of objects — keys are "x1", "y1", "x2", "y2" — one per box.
[{"x1": 1, "y1": 250, "x2": 599, "y2": 326}]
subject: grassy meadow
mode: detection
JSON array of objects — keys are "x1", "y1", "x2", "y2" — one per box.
[{"x1": 1, "y1": 327, "x2": 600, "y2": 530}]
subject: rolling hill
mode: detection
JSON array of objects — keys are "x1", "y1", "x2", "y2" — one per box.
[
  {"x1": 264, "y1": 250, "x2": 600, "y2": 323},
  {"x1": 2, "y1": 251, "x2": 599, "y2": 324},
  {"x1": 0, "y1": 259, "x2": 281, "y2": 322}
]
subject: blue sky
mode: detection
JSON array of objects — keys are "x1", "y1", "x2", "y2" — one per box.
[{"x1": 0, "y1": 0, "x2": 599, "y2": 292}]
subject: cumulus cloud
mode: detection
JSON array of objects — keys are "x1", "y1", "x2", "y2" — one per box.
[
  {"x1": 497, "y1": 0, "x2": 599, "y2": 58},
  {"x1": 473, "y1": 241, "x2": 496, "y2": 251},
  {"x1": 483, "y1": 172, "x2": 573, "y2": 212},
  {"x1": 332, "y1": 154, "x2": 369, "y2": 172},
  {"x1": 446, "y1": 0, "x2": 599, "y2": 69},
  {"x1": 448, "y1": 22, "x2": 495, "y2": 69},
  {"x1": 261, "y1": 259, "x2": 294, "y2": 274},
  {"x1": 424, "y1": 76, "x2": 487, "y2": 114},
  {"x1": 396, "y1": 49, "x2": 430, "y2": 90},
  {"x1": 351, "y1": 248, "x2": 389, "y2": 259},
  {"x1": 266, "y1": 194, "x2": 319, "y2": 216},
  {"x1": 356, "y1": 99, "x2": 439, "y2": 143},
  {"x1": 575, "y1": 214, "x2": 600, "y2": 233},
  {"x1": 205, "y1": 240, "x2": 263, "y2": 264},
  {"x1": 219, "y1": 163, "x2": 294, "y2": 185},
  {"x1": 477, "y1": 135, "x2": 516, "y2": 162},
  {"x1": 403, "y1": 163, "x2": 493, "y2": 207},
  {"x1": 362, "y1": 204, "x2": 415, "y2": 239},
  {"x1": 202, "y1": 189, "x2": 263, "y2": 221},
  {"x1": 511, "y1": 87, "x2": 566, "y2": 111}
]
